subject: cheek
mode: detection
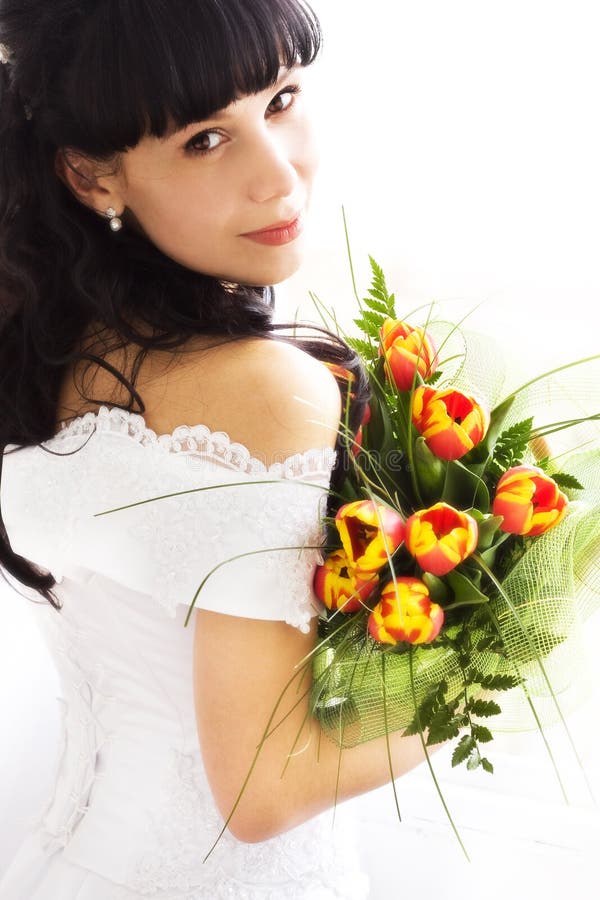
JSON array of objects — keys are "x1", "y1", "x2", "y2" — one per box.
[
  {"x1": 290, "y1": 116, "x2": 320, "y2": 184},
  {"x1": 128, "y1": 175, "x2": 226, "y2": 244}
]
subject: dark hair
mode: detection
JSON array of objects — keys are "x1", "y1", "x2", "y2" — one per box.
[{"x1": 0, "y1": 0, "x2": 370, "y2": 610}]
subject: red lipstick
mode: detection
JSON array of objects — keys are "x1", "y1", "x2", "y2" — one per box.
[{"x1": 241, "y1": 213, "x2": 303, "y2": 246}]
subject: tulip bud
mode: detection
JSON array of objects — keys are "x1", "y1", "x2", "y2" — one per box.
[
  {"x1": 368, "y1": 577, "x2": 444, "y2": 645},
  {"x1": 313, "y1": 548, "x2": 377, "y2": 613},
  {"x1": 378, "y1": 318, "x2": 438, "y2": 391},
  {"x1": 492, "y1": 465, "x2": 568, "y2": 536},
  {"x1": 405, "y1": 502, "x2": 479, "y2": 576},
  {"x1": 336, "y1": 499, "x2": 405, "y2": 578},
  {"x1": 412, "y1": 386, "x2": 490, "y2": 461}
]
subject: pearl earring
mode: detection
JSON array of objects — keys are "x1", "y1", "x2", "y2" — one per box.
[{"x1": 106, "y1": 207, "x2": 123, "y2": 232}]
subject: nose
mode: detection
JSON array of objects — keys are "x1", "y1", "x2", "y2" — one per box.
[{"x1": 245, "y1": 128, "x2": 298, "y2": 204}]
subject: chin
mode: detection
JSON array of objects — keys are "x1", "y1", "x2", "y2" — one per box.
[
  {"x1": 256, "y1": 245, "x2": 306, "y2": 286},
  {"x1": 231, "y1": 256, "x2": 304, "y2": 288}
]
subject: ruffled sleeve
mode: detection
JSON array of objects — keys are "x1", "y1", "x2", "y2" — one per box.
[
  {"x1": 128, "y1": 449, "x2": 338, "y2": 632},
  {"x1": 2, "y1": 408, "x2": 338, "y2": 633}
]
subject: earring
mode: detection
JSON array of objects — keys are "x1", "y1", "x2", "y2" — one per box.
[{"x1": 106, "y1": 207, "x2": 123, "y2": 232}]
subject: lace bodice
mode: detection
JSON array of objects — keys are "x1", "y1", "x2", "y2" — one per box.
[
  {"x1": 0, "y1": 406, "x2": 370, "y2": 898},
  {"x1": 3, "y1": 404, "x2": 339, "y2": 629}
]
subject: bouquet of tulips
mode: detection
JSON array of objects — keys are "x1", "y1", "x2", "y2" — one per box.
[
  {"x1": 96, "y1": 248, "x2": 600, "y2": 859},
  {"x1": 307, "y1": 254, "x2": 600, "y2": 843}
]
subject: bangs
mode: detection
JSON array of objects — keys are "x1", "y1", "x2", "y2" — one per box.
[{"x1": 62, "y1": 0, "x2": 321, "y2": 155}]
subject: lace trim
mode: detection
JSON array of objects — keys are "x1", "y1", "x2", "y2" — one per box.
[
  {"x1": 123, "y1": 748, "x2": 370, "y2": 899},
  {"x1": 51, "y1": 405, "x2": 338, "y2": 478}
]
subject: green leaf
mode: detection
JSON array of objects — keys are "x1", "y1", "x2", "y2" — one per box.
[
  {"x1": 427, "y1": 706, "x2": 463, "y2": 744},
  {"x1": 551, "y1": 471, "x2": 584, "y2": 491},
  {"x1": 468, "y1": 698, "x2": 502, "y2": 718},
  {"x1": 474, "y1": 634, "x2": 505, "y2": 654},
  {"x1": 363, "y1": 295, "x2": 390, "y2": 316},
  {"x1": 363, "y1": 310, "x2": 387, "y2": 329},
  {"x1": 442, "y1": 459, "x2": 490, "y2": 511},
  {"x1": 422, "y1": 572, "x2": 449, "y2": 605},
  {"x1": 488, "y1": 417, "x2": 534, "y2": 476},
  {"x1": 346, "y1": 336, "x2": 378, "y2": 360},
  {"x1": 476, "y1": 515, "x2": 504, "y2": 550},
  {"x1": 467, "y1": 750, "x2": 482, "y2": 771},
  {"x1": 471, "y1": 724, "x2": 494, "y2": 743},
  {"x1": 452, "y1": 735, "x2": 475, "y2": 767},
  {"x1": 479, "y1": 673, "x2": 521, "y2": 690},
  {"x1": 445, "y1": 569, "x2": 490, "y2": 609},
  {"x1": 481, "y1": 757, "x2": 494, "y2": 774},
  {"x1": 413, "y1": 436, "x2": 447, "y2": 502},
  {"x1": 368, "y1": 255, "x2": 390, "y2": 301},
  {"x1": 426, "y1": 370, "x2": 444, "y2": 386}
]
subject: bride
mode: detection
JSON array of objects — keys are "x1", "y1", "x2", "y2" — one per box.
[{"x1": 0, "y1": 1, "x2": 428, "y2": 896}]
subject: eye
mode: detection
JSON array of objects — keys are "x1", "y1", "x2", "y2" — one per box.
[
  {"x1": 185, "y1": 130, "x2": 225, "y2": 155},
  {"x1": 267, "y1": 84, "x2": 301, "y2": 116}
]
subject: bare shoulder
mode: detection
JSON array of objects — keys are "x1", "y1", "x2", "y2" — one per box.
[{"x1": 227, "y1": 338, "x2": 344, "y2": 461}]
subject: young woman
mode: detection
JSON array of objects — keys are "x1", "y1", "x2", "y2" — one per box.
[{"x1": 0, "y1": 2, "x2": 428, "y2": 896}]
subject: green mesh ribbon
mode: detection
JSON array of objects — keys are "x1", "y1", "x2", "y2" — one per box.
[{"x1": 311, "y1": 336, "x2": 600, "y2": 749}]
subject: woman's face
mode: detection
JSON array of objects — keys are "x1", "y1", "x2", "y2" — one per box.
[{"x1": 115, "y1": 65, "x2": 318, "y2": 286}]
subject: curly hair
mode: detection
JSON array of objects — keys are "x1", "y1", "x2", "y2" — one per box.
[{"x1": 0, "y1": 0, "x2": 370, "y2": 611}]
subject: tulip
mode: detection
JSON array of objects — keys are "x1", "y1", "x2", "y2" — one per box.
[
  {"x1": 405, "y1": 502, "x2": 478, "y2": 576},
  {"x1": 313, "y1": 548, "x2": 377, "y2": 613},
  {"x1": 412, "y1": 386, "x2": 490, "y2": 461},
  {"x1": 378, "y1": 318, "x2": 438, "y2": 391},
  {"x1": 336, "y1": 499, "x2": 405, "y2": 578},
  {"x1": 323, "y1": 361, "x2": 356, "y2": 400},
  {"x1": 368, "y1": 577, "x2": 444, "y2": 645},
  {"x1": 492, "y1": 465, "x2": 568, "y2": 536}
]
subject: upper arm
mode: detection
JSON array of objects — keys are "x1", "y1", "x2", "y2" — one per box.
[{"x1": 191, "y1": 340, "x2": 343, "y2": 838}]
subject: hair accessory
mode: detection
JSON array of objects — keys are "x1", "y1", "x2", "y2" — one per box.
[
  {"x1": 0, "y1": 43, "x2": 13, "y2": 65},
  {"x1": 106, "y1": 207, "x2": 123, "y2": 232}
]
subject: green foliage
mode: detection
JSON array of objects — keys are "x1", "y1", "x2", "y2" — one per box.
[
  {"x1": 346, "y1": 336, "x2": 379, "y2": 362},
  {"x1": 351, "y1": 257, "x2": 396, "y2": 355},
  {"x1": 551, "y1": 471, "x2": 585, "y2": 491},
  {"x1": 353, "y1": 310, "x2": 387, "y2": 333},
  {"x1": 467, "y1": 698, "x2": 502, "y2": 717},
  {"x1": 451, "y1": 734, "x2": 476, "y2": 767},
  {"x1": 427, "y1": 370, "x2": 444, "y2": 386},
  {"x1": 471, "y1": 724, "x2": 494, "y2": 743},
  {"x1": 487, "y1": 417, "x2": 534, "y2": 479}
]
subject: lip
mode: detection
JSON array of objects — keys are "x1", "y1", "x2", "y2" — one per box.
[{"x1": 241, "y1": 213, "x2": 304, "y2": 246}]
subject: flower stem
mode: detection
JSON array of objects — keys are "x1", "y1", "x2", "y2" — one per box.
[{"x1": 408, "y1": 649, "x2": 471, "y2": 861}]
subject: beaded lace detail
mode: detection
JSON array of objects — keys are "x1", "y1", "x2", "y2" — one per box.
[
  {"x1": 53, "y1": 405, "x2": 338, "y2": 478},
  {"x1": 119, "y1": 748, "x2": 370, "y2": 900}
]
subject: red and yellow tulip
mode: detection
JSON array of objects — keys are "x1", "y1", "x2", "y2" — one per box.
[
  {"x1": 378, "y1": 318, "x2": 438, "y2": 391},
  {"x1": 368, "y1": 577, "x2": 444, "y2": 645},
  {"x1": 492, "y1": 465, "x2": 568, "y2": 536},
  {"x1": 412, "y1": 386, "x2": 490, "y2": 461},
  {"x1": 313, "y1": 548, "x2": 377, "y2": 613},
  {"x1": 336, "y1": 499, "x2": 405, "y2": 578},
  {"x1": 405, "y1": 502, "x2": 478, "y2": 576}
]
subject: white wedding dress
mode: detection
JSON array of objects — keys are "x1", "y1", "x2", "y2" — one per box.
[{"x1": 0, "y1": 405, "x2": 370, "y2": 900}]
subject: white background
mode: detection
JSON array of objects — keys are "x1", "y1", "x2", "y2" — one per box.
[{"x1": 2, "y1": 1, "x2": 599, "y2": 896}]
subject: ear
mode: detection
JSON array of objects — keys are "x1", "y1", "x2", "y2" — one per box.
[{"x1": 54, "y1": 148, "x2": 124, "y2": 218}]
